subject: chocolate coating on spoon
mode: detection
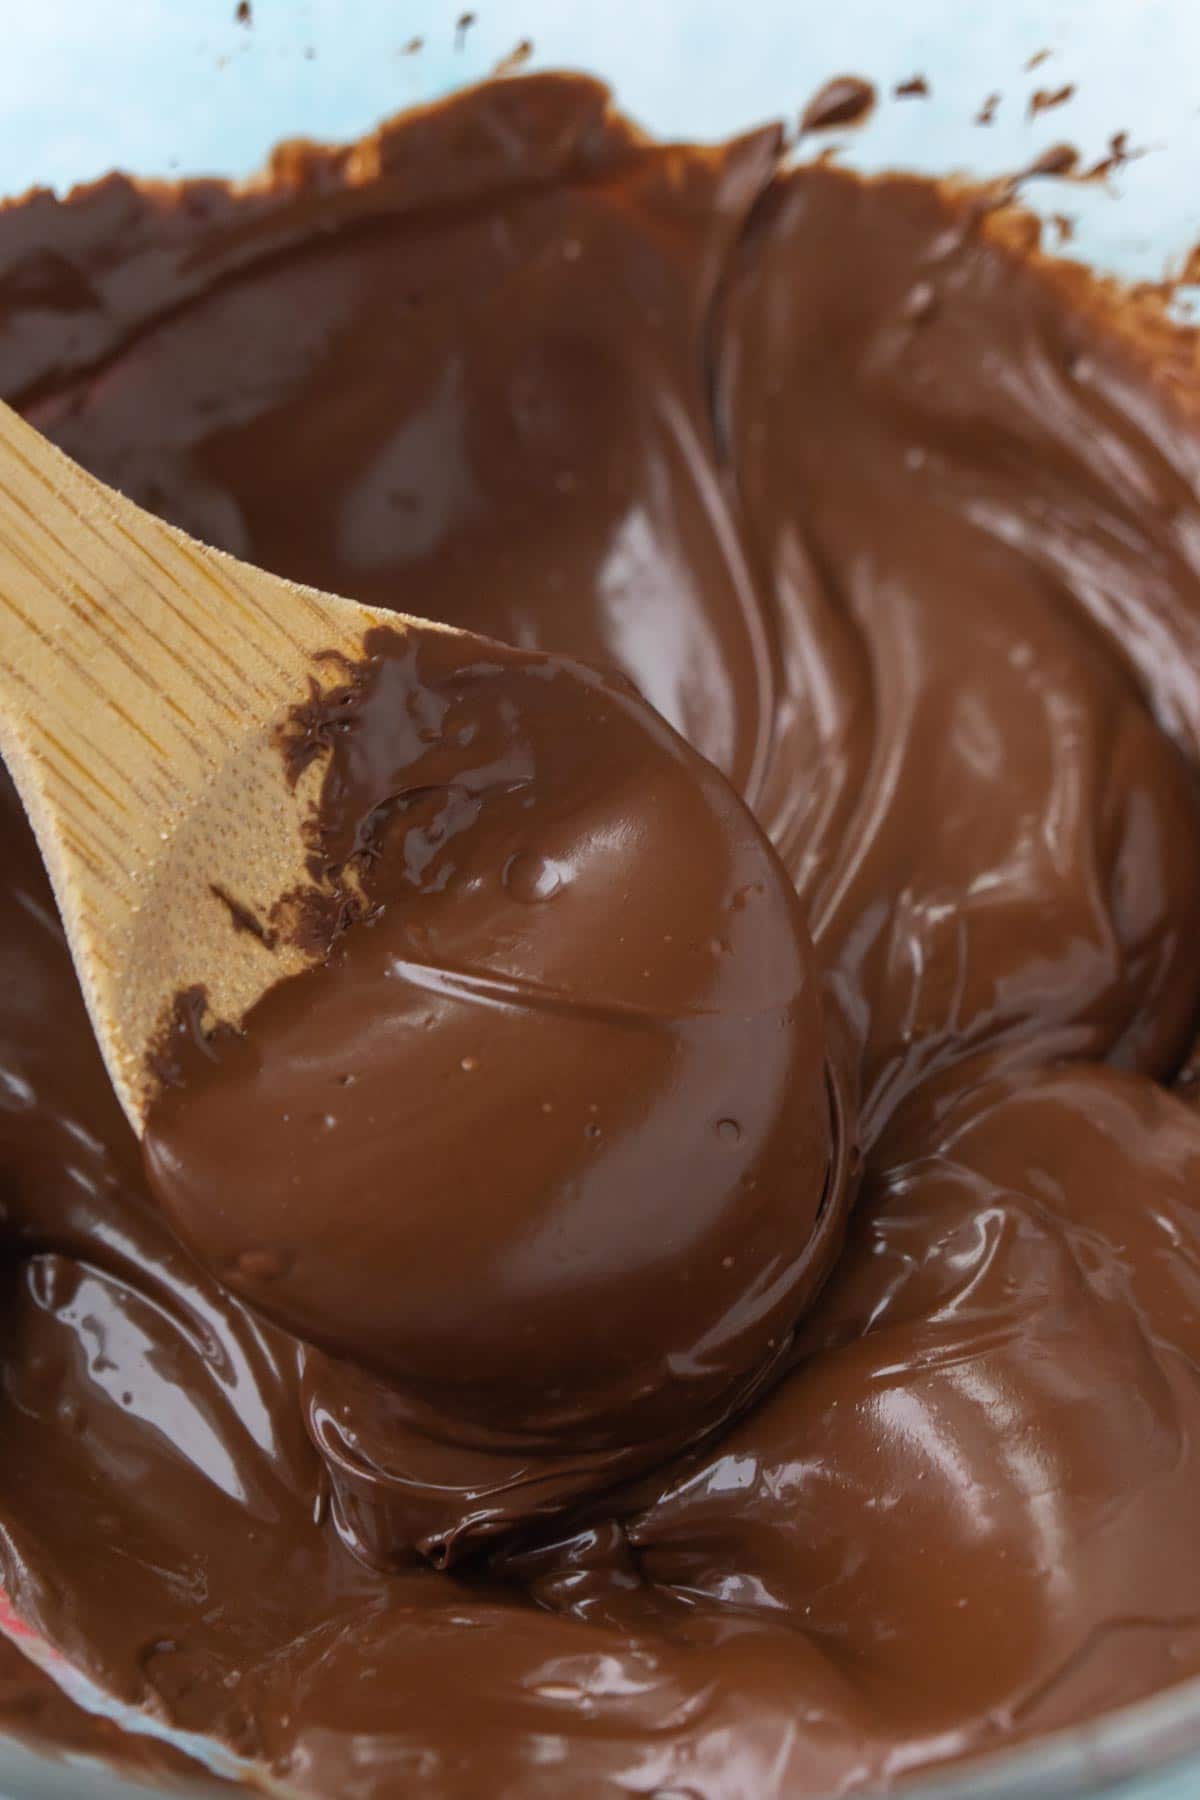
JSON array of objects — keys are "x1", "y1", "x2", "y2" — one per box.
[{"x1": 142, "y1": 624, "x2": 850, "y2": 1555}]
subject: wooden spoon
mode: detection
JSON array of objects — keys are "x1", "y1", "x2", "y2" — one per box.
[{"x1": 0, "y1": 397, "x2": 444, "y2": 1135}]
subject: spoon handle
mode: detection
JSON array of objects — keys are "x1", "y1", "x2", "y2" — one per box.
[
  {"x1": 0, "y1": 398, "x2": 371, "y2": 1130},
  {"x1": 0, "y1": 396, "x2": 328, "y2": 866}
]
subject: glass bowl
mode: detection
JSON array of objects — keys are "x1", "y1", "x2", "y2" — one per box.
[{"x1": 2, "y1": 3, "x2": 1199, "y2": 1796}]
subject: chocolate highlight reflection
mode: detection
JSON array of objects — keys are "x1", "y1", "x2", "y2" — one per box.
[{"x1": 2, "y1": 69, "x2": 1200, "y2": 1798}]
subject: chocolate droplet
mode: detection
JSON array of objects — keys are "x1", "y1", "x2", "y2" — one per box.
[{"x1": 503, "y1": 851, "x2": 564, "y2": 903}]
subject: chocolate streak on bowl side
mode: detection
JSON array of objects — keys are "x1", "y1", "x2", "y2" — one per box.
[
  {"x1": 0, "y1": 1636, "x2": 221, "y2": 1785},
  {"x1": 2, "y1": 69, "x2": 1200, "y2": 1798}
]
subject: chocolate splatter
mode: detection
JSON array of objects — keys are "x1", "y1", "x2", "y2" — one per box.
[
  {"x1": 1084, "y1": 130, "x2": 1141, "y2": 182},
  {"x1": 800, "y1": 75, "x2": 877, "y2": 133},
  {"x1": 494, "y1": 38, "x2": 534, "y2": 77},
  {"x1": 1029, "y1": 84, "x2": 1076, "y2": 118}
]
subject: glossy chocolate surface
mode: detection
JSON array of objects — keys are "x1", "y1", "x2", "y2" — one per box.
[
  {"x1": 3, "y1": 71, "x2": 1200, "y2": 1797},
  {"x1": 143, "y1": 622, "x2": 849, "y2": 1564}
]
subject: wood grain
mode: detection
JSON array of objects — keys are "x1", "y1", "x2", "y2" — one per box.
[{"x1": 0, "y1": 399, "x2": 430, "y2": 1132}]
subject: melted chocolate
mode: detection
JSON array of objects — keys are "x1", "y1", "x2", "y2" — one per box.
[
  {"x1": 2, "y1": 69, "x2": 1200, "y2": 1797},
  {"x1": 143, "y1": 624, "x2": 851, "y2": 1565}
]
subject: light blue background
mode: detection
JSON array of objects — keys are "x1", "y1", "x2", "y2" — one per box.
[
  {"x1": 2, "y1": 0, "x2": 1200, "y2": 279},
  {"x1": 2, "y1": 3, "x2": 1200, "y2": 1797}
]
